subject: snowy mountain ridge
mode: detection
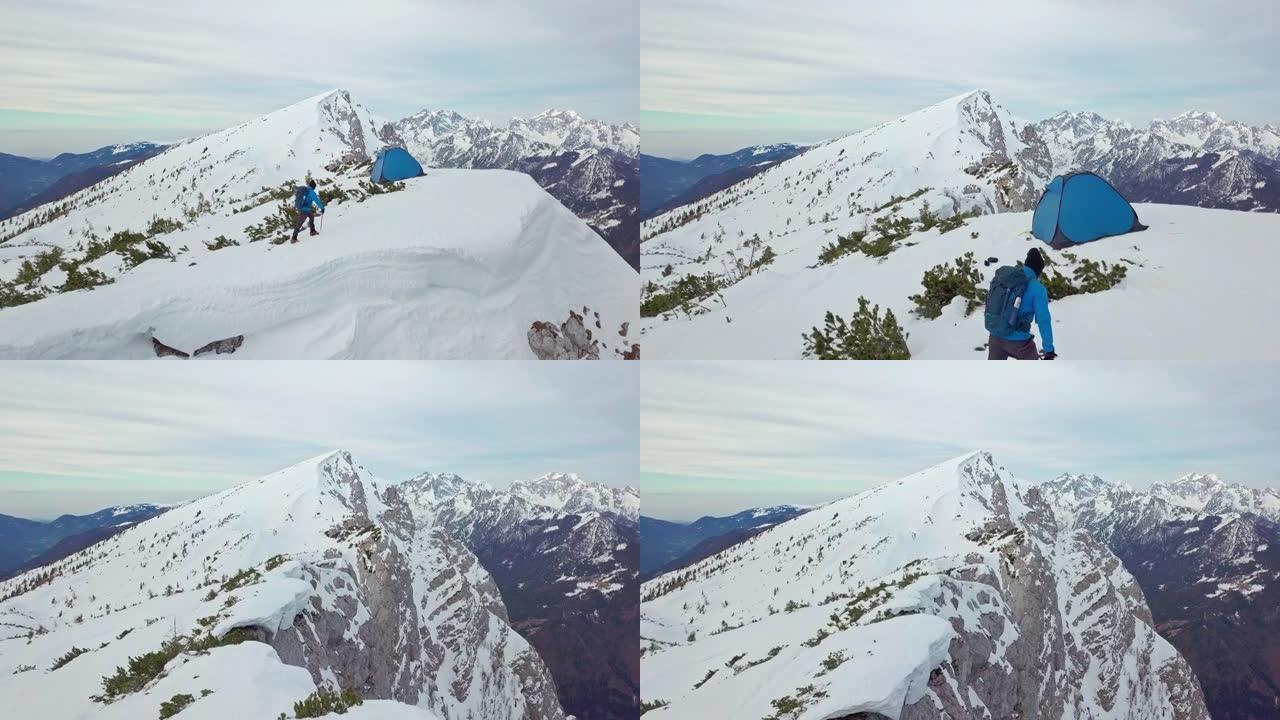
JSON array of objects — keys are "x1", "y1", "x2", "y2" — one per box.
[
  {"x1": 0, "y1": 89, "x2": 638, "y2": 359},
  {"x1": 393, "y1": 105, "x2": 640, "y2": 268},
  {"x1": 639, "y1": 89, "x2": 1280, "y2": 359},
  {"x1": 1042, "y1": 471, "x2": 1280, "y2": 718},
  {"x1": 641, "y1": 451, "x2": 1208, "y2": 719},
  {"x1": 401, "y1": 470, "x2": 640, "y2": 719},
  {"x1": 0, "y1": 450, "x2": 566, "y2": 720}
]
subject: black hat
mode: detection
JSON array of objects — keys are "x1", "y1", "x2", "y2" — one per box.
[
  {"x1": 308, "y1": 179, "x2": 317, "y2": 189},
  {"x1": 1024, "y1": 248, "x2": 1044, "y2": 277}
]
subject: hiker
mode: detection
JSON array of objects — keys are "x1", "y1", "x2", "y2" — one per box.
[
  {"x1": 984, "y1": 248, "x2": 1056, "y2": 360},
  {"x1": 290, "y1": 180, "x2": 325, "y2": 243}
]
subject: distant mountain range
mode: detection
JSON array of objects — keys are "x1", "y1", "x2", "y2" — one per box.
[
  {"x1": 1044, "y1": 471, "x2": 1280, "y2": 719},
  {"x1": 0, "y1": 143, "x2": 167, "y2": 220},
  {"x1": 640, "y1": 144, "x2": 806, "y2": 219},
  {"x1": 403, "y1": 470, "x2": 639, "y2": 720},
  {"x1": 395, "y1": 107, "x2": 639, "y2": 269},
  {"x1": 0, "y1": 503, "x2": 167, "y2": 578},
  {"x1": 639, "y1": 505, "x2": 808, "y2": 578}
]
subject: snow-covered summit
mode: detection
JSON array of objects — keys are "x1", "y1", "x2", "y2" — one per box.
[
  {"x1": 641, "y1": 451, "x2": 1208, "y2": 719},
  {"x1": 1151, "y1": 472, "x2": 1280, "y2": 521},
  {"x1": 0, "y1": 450, "x2": 565, "y2": 720},
  {"x1": 0, "y1": 86, "x2": 638, "y2": 359}
]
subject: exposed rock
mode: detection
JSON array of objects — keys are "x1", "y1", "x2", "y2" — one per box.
[
  {"x1": 193, "y1": 334, "x2": 244, "y2": 356},
  {"x1": 151, "y1": 336, "x2": 189, "y2": 358},
  {"x1": 528, "y1": 310, "x2": 600, "y2": 360}
]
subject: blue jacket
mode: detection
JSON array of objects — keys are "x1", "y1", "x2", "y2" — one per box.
[
  {"x1": 994, "y1": 266, "x2": 1054, "y2": 352},
  {"x1": 300, "y1": 187, "x2": 324, "y2": 212}
]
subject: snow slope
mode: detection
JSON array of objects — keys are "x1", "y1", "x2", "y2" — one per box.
[
  {"x1": 0, "y1": 170, "x2": 636, "y2": 358},
  {"x1": 0, "y1": 90, "x2": 637, "y2": 359},
  {"x1": 640, "y1": 90, "x2": 1278, "y2": 359},
  {"x1": 0, "y1": 451, "x2": 564, "y2": 720},
  {"x1": 642, "y1": 203, "x2": 1280, "y2": 359},
  {"x1": 640, "y1": 452, "x2": 1208, "y2": 719}
]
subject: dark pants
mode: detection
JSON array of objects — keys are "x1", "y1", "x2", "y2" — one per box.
[
  {"x1": 291, "y1": 211, "x2": 316, "y2": 240},
  {"x1": 987, "y1": 334, "x2": 1039, "y2": 360}
]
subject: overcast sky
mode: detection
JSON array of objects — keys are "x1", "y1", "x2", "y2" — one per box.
[
  {"x1": 1, "y1": 0, "x2": 637, "y2": 156},
  {"x1": 643, "y1": 362, "x2": 1280, "y2": 522},
  {"x1": 0, "y1": 362, "x2": 638, "y2": 519},
  {"x1": 642, "y1": 0, "x2": 1280, "y2": 158}
]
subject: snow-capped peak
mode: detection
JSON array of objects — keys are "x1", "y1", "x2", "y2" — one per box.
[
  {"x1": 403, "y1": 470, "x2": 486, "y2": 503},
  {"x1": 0, "y1": 450, "x2": 565, "y2": 720},
  {"x1": 508, "y1": 472, "x2": 639, "y2": 521},
  {"x1": 641, "y1": 450, "x2": 1207, "y2": 718}
]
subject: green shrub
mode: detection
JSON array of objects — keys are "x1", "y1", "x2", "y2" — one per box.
[
  {"x1": 817, "y1": 229, "x2": 866, "y2": 265},
  {"x1": 870, "y1": 214, "x2": 913, "y2": 244},
  {"x1": 100, "y1": 638, "x2": 184, "y2": 699},
  {"x1": 59, "y1": 264, "x2": 113, "y2": 292},
  {"x1": 915, "y1": 200, "x2": 938, "y2": 232},
  {"x1": 14, "y1": 247, "x2": 64, "y2": 286},
  {"x1": 319, "y1": 185, "x2": 350, "y2": 205},
  {"x1": 293, "y1": 688, "x2": 363, "y2": 717},
  {"x1": 360, "y1": 180, "x2": 405, "y2": 199},
  {"x1": 158, "y1": 693, "x2": 194, "y2": 719},
  {"x1": 641, "y1": 273, "x2": 723, "y2": 317},
  {"x1": 1041, "y1": 257, "x2": 1127, "y2": 300},
  {"x1": 220, "y1": 567, "x2": 261, "y2": 592},
  {"x1": 264, "y1": 554, "x2": 287, "y2": 572},
  {"x1": 0, "y1": 282, "x2": 46, "y2": 309},
  {"x1": 802, "y1": 297, "x2": 910, "y2": 360},
  {"x1": 820, "y1": 650, "x2": 846, "y2": 671},
  {"x1": 640, "y1": 699, "x2": 669, "y2": 714},
  {"x1": 51, "y1": 646, "x2": 88, "y2": 670},
  {"x1": 244, "y1": 201, "x2": 297, "y2": 244},
  {"x1": 908, "y1": 252, "x2": 986, "y2": 319},
  {"x1": 204, "y1": 235, "x2": 238, "y2": 251},
  {"x1": 937, "y1": 207, "x2": 980, "y2": 233},
  {"x1": 146, "y1": 217, "x2": 184, "y2": 237},
  {"x1": 98, "y1": 629, "x2": 256, "y2": 701}
]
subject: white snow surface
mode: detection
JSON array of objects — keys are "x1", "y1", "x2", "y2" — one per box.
[
  {"x1": 0, "y1": 90, "x2": 636, "y2": 359},
  {"x1": 0, "y1": 450, "x2": 555, "y2": 720},
  {"x1": 641, "y1": 452, "x2": 1202, "y2": 719},
  {"x1": 640, "y1": 90, "x2": 1279, "y2": 360},
  {"x1": 642, "y1": 203, "x2": 1280, "y2": 359}
]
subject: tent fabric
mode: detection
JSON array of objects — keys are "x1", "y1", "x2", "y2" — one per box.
[
  {"x1": 370, "y1": 147, "x2": 424, "y2": 183},
  {"x1": 1031, "y1": 171, "x2": 1146, "y2": 248}
]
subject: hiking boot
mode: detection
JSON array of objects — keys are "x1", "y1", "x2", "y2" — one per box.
[
  {"x1": 310, "y1": 230, "x2": 319, "y2": 236},
  {"x1": 290, "y1": 236, "x2": 298, "y2": 244}
]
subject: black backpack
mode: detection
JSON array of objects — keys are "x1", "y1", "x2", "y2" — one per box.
[
  {"x1": 294, "y1": 186, "x2": 311, "y2": 211},
  {"x1": 984, "y1": 265, "x2": 1032, "y2": 335}
]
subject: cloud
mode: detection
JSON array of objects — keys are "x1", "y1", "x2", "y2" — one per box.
[
  {"x1": 0, "y1": 0, "x2": 637, "y2": 154},
  {"x1": 642, "y1": 362, "x2": 1280, "y2": 521},
  {"x1": 0, "y1": 362, "x2": 638, "y2": 517},
  {"x1": 642, "y1": 0, "x2": 1280, "y2": 137}
]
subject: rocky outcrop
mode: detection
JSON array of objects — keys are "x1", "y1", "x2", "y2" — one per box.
[{"x1": 640, "y1": 452, "x2": 1210, "y2": 719}]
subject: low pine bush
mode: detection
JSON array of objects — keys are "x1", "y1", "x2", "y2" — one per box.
[
  {"x1": 293, "y1": 688, "x2": 363, "y2": 717},
  {"x1": 802, "y1": 297, "x2": 910, "y2": 360},
  {"x1": 158, "y1": 693, "x2": 194, "y2": 719},
  {"x1": 908, "y1": 252, "x2": 986, "y2": 319}
]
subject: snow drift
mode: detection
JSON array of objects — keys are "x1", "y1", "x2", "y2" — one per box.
[{"x1": 0, "y1": 90, "x2": 637, "y2": 359}]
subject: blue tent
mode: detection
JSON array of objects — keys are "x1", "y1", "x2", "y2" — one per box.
[
  {"x1": 1031, "y1": 171, "x2": 1146, "y2": 248},
  {"x1": 370, "y1": 147, "x2": 424, "y2": 183}
]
